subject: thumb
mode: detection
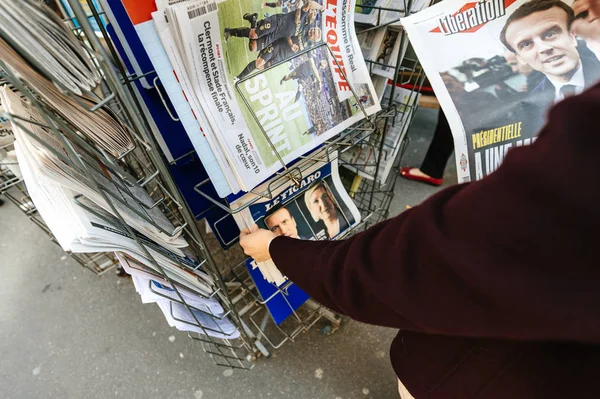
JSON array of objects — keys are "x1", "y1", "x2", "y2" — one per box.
[{"x1": 251, "y1": 224, "x2": 260, "y2": 233}]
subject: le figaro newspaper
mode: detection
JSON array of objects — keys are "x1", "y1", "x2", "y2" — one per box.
[
  {"x1": 171, "y1": 0, "x2": 381, "y2": 192},
  {"x1": 402, "y1": 0, "x2": 600, "y2": 183},
  {"x1": 232, "y1": 156, "x2": 361, "y2": 284}
]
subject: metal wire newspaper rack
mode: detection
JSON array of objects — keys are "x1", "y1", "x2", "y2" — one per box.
[{"x1": 0, "y1": 0, "x2": 426, "y2": 368}]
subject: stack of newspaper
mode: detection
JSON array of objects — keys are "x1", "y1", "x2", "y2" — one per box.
[
  {"x1": 0, "y1": 38, "x2": 134, "y2": 157},
  {"x1": 340, "y1": 86, "x2": 420, "y2": 184},
  {"x1": 358, "y1": 23, "x2": 410, "y2": 100},
  {"x1": 2, "y1": 84, "x2": 240, "y2": 336},
  {"x1": 147, "y1": 0, "x2": 381, "y2": 196},
  {"x1": 0, "y1": 0, "x2": 101, "y2": 95},
  {"x1": 117, "y1": 253, "x2": 239, "y2": 339}
]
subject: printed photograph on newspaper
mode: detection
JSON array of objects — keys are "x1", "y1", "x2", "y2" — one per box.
[
  {"x1": 402, "y1": 0, "x2": 600, "y2": 183},
  {"x1": 248, "y1": 159, "x2": 361, "y2": 241},
  {"x1": 174, "y1": 0, "x2": 381, "y2": 191}
]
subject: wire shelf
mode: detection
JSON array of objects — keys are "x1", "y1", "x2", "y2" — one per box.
[{"x1": 0, "y1": 0, "x2": 428, "y2": 369}]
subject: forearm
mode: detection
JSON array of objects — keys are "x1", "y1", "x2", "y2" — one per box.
[
  {"x1": 271, "y1": 89, "x2": 600, "y2": 343},
  {"x1": 270, "y1": 223, "x2": 419, "y2": 328}
]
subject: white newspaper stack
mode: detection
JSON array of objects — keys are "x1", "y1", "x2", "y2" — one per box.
[
  {"x1": 0, "y1": 87, "x2": 186, "y2": 252},
  {"x1": 0, "y1": 38, "x2": 134, "y2": 157},
  {"x1": 0, "y1": 0, "x2": 101, "y2": 95},
  {"x1": 1, "y1": 84, "x2": 221, "y2": 299},
  {"x1": 117, "y1": 253, "x2": 239, "y2": 339}
]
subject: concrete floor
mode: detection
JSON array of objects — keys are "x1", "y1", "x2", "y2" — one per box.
[{"x1": 0, "y1": 107, "x2": 454, "y2": 399}]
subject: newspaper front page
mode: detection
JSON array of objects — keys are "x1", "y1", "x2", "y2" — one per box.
[
  {"x1": 232, "y1": 157, "x2": 361, "y2": 283},
  {"x1": 168, "y1": 0, "x2": 381, "y2": 192},
  {"x1": 402, "y1": 0, "x2": 600, "y2": 183}
]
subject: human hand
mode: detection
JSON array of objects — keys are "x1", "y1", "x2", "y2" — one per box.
[
  {"x1": 239, "y1": 224, "x2": 277, "y2": 262},
  {"x1": 291, "y1": 43, "x2": 299, "y2": 52}
]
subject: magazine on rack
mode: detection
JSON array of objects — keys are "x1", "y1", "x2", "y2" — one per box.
[
  {"x1": 153, "y1": 0, "x2": 380, "y2": 193},
  {"x1": 232, "y1": 156, "x2": 361, "y2": 284},
  {"x1": 358, "y1": 28, "x2": 392, "y2": 100},
  {"x1": 355, "y1": 0, "x2": 390, "y2": 25},
  {"x1": 116, "y1": 252, "x2": 223, "y2": 314},
  {"x1": 370, "y1": 26, "x2": 407, "y2": 79},
  {"x1": 402, "y1": 0, "x2": 600, "y2": 183}
]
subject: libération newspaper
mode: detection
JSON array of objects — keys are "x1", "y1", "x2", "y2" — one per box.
[
  {"x1": 157, "y1": 0, "x2": 381, "y2": 193},
  {"x1": 402, "y1": 0, "x2": 600, "y2": 183}
]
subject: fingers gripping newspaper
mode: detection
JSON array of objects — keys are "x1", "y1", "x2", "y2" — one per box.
[
  {"x1": 162, "y1": 0, "x2": 381, "y2": 193},
  {"x1": 402, "y1": 0, "x2": 600, "y2": 183}
]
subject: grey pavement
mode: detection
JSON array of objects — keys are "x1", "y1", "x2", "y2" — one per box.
[{"x1": 0, "y1": 107, "x2": 452, "y2": 399}]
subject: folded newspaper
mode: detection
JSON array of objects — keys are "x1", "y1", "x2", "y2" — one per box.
[
  {"x1": 0, "y1": 37, "x2": 134, "y2": 157},
  {"x1": 0, "y1": 0, "x2": 101, "y2": 95},
  {"x1": 151, "y1": 0, "x2": 381, "y2": 195},
  {"x1": 117, "y1": 253, "x2": 240, "y2": 339},
  {"x1": 402, "y1": 0, "x2": 600, "y2": 183},
  {"x1": 0, "y1": 86, "x2": 186, "y2": 251},
  {"x1": 232, "y1": 156, "x2": 361, "y2": 284},
  {"x1": 15, "y1": 131, "x2": 216, "y2": 295}
]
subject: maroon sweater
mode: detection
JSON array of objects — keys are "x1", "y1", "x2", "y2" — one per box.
[{"x1": 270, "y1": 83, "x2": 600, "y2": 398}]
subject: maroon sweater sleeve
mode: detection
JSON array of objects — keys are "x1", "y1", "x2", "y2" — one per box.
[{"x1": 270, "y1": 83, "x2": 600, "y2": 344}]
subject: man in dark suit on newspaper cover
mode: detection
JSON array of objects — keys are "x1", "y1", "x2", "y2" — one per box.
[
  {"x1": 265, "y1": 207, "x2": 304, "y2": 239},
  {"x1": 500, "y1": 0, "x2": 600, "y2": 134}
]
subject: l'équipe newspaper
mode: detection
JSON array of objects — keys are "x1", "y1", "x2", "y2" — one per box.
[{"x1": 165, "y1": 0, "x2": 381, "y2": 193}]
